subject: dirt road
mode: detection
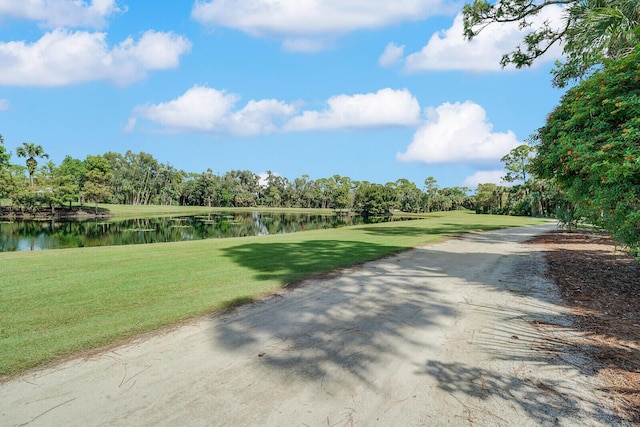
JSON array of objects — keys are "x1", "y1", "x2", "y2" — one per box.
[{"x1": 1, "y1": 224, "x2": 624, "y2": 426}]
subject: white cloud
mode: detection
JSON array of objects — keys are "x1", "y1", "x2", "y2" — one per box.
[
  {"x1": 461, "y1": 170, "x2": 508, "y2": 189},
  {"x1": 404, "y1": 8, "x2": 564, "y2": 72},
  {"x1": 284, "y1": 88, "x2": 421, "y2": 132},
  {"x1": 131, "y1": 87, "x2": 422, "y2": 136},
  {"x1": 192, "y1": 0, "x2": 449, "y2": 50},
  {"x1": 133, "y1": 86, "x2": 240, "y2": 132},
  {"x1": 0, "y1": 98, "x2": 8, "y2": 111},
  {"x1": 0, "y1": 29, "x2": 191, "y2": 86},
  {"x1": 230, "y1": 99, "x2": 300, "y2": 136},
  {"x1": 378, "y1": 42, "x2": 404, "y2": 67},
  {"x1": 0, "y1": 0, "x2": 124, "y2": 29},
  {"x1": 396, "y1": 101, "x2": 520, "y2": 164},
  {"x1": 131, "y1": 86, "x2": 298, "y2": 136},
  {"x1": 122, "y1": 116, "x2": 137, "y2": 133}
]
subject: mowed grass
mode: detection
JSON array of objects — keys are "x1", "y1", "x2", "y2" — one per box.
[
  {"x1": 98, "y1": 203, "x2": 337, "y2": 218},
  {"x1": 0, "y1": 211, "x2": 546, "y2": 378}
]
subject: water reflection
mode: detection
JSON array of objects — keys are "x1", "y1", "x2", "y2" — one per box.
[{"x1": 0, "y1": 212, "x2": 405, "y2": 252}]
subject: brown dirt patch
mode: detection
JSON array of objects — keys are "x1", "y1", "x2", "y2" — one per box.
[{"x1": 529, "y1": 230, "x2": 640, "y2": 424}]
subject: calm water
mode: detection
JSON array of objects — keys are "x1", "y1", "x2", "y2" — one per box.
[{"x1": 0, "y1": 212, "x2": 399, "y2": 252}]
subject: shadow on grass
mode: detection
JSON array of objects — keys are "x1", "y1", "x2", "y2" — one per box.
[
  {"x1": 356, "y1": 225, "x2": 490, "y2": 237},
  {"x1": 219, "y1": 238, "x2": 454, "y2": 385},
  {"x1": 356, "y1": 222, "x2": 527, "y2": 238},
  {"x1": 222, "y1": 239, "x2": 407, "y2": 284}
]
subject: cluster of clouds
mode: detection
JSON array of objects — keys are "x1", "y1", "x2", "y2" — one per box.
[
  {"x1": 0, "y1": 29, "x2": 191, "y2": 86},
  {"x1": 128, "y1": 86, "x2": 521, "y2": 176},
  {"x1": 0, "y1": 0, "x2": 565, "y2": 86},
  {"x1": 0, "y1": 0, "x2": 191, "y2": 86},
  {"x1": 0, "y1": 0, "x2": 558, "y2": 185},
  {"x1": 0, "y1": 0, "x2": 123, "y2": 29},
  {"x1": 191, "y1": 0, "x2": 563, "y2": 66},
  {"x1": 191, "y1": 0, "x2": 452, "y2": 53},
  {"x1": 128, "y1": 87, "x2": 422, "y2": 136}
]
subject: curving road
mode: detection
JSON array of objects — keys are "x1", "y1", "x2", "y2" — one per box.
[{"x1": 1, "y1": 224, "x2": 624, "y2": 426}]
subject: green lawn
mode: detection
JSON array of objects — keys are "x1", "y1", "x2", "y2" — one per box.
[
  {"x1": 0, "y1": 211, "x2": 546, "y2": 378},
  {"x1": 99, "y1": 203, "x2": 338, "y2": 218}
]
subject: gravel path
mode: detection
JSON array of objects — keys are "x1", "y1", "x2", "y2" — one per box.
[{"x1": 1, "y1": 224, "x2": 624, "y2": 426}]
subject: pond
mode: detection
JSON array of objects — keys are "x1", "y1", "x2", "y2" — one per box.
[{"x1": 0, "y1": 212, "x2": 405, "y2": 252}]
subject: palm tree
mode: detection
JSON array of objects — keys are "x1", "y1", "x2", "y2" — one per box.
[
  {"x1": 559, "y1": 0, "x2": 640, "y2": 79},
  {"x1": 16, "y1": 142, "x2": 48, "y2": 187}
]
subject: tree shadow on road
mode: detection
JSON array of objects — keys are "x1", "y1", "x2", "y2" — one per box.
[
  {"x1": 417, "y1": 359, "x2": 617, "y2": 426},
  {"x1": 216, "y1": 239, "x2": 454, "y2": 385},
  {"x1": 212, "y1": 226, "x2": 625, "y2": 424}
]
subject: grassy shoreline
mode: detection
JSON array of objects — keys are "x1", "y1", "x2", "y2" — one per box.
[
  {"x1": 99, "y1": 204, "x2": 339, "y2": 218},
  {"x1": 0, "y1": 210, "x2": 546, "y2": 379}
]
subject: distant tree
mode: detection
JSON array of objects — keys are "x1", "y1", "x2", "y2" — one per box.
[
  {"x1": 53, "y1": 156, "x2": 86, "y2": 208},
  {"x1": 331, "y1": 175, "x2": 353, "y2": 211},
  {"x1": 2, "y1": 164, "x2": 28, "y2": 210},
  {"x1": 0, "y1": 134, "x2": 9, "y2": 169},
  {"x1": 440, "y1": 187, "x2": 472, "y2": 210},
  {"x1": 393, "y1": 179, "x2": 423, "y2": 213},
  {"x1": 314, "y1": 177, "x2": 335, "y2": 209},
  {"x1": 0, "y1": 134, "x2": 10, "y2": 205},
  {"x1": 423, "y1": 176, "x2": 439, "y2": 212},
  {"x1": 16, "y1": 142, "x2": 48, "y2": 187},
  {"x1": 475, "y1": 183, "x2": 504, "y2": 214},
  {"x1": 82, "y1": 155, "x2": 112, "y2": 211},
  {"x1": 291, "y1": 174, "x2": 320, "y2": 208},
  {"x1": 221, "y1": 170, "x2": 259, "y2": 207},
  {"x1": 353, "y1": 182, "x2": 395, "y2": 217},
  {"x1": 261, "y1": 171, "x2": 288, "y2": 207},
  {"x1": 501, "y1": 144, "x2": 535, "y2": 186}
]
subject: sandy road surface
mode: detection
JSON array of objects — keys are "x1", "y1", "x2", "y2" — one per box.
[{"x1": 1, "y1": 224, "x2": 625, "y2": 426}]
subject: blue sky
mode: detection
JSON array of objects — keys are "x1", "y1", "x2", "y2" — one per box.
[{"x1": 0, "y1": 0, "x2": 566, "y2": 190}]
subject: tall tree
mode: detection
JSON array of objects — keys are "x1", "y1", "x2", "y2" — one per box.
[
  {"x1": 475, "y1": 183, "x2": 503, "y2": 214},
  {"x1": 533, "y1": 45, "x2": 640, "y2": 254},
  {"x1": 0, "y1": 134, "x2": 11, "y2": 207},
  {"x1": 221, "y1": 170, "x2": 259, "y2": 207},
  {"x1": 292, "y1": 174, "x2": 319, "y2": 208},
  {"x1": 0, "y1": 134, "x2": 9, "y2": 169},
  {"x1": 54, "y1": 156, "x2": 86, "y2": 208},
  {"x1": 394, "y1": 178, "x2": 423, "y2": 213},
  {"x1": 82, "y1": 155, "x2": 112, "y2": 211},
  {"x1": 423, "y1": 176, "x2": 439, "y2": 212},
  {"x1": 331, "y1": 175, "x2": 353, "y2": 211},
  {"x1": 440, "y1": 187, "x2": 472, "y2": 211},
  {"x1": 261, "y1": 171, "x2": 288, "y2": 207},
  {"x1": 16, "y1": 142, "x2": 48, "y2": 187},
  {"x1": 501, "y1": 144, "x2": 535, "y2": 186},
  {"x1": 463, "y1": 0, "x2": 640, "y2": 87},
  {"x1": 315, "y1": 177, "x2": 335, "y2": 209},
  {"x1": 353, "y1": 182, "x2": 396, "y2": 217}
]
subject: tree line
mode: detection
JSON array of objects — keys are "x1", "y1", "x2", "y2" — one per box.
[
  {"x1": 0, "y1": 142, "x2": 479, "y2": 216},
  {"x1": 0, "y1": 135, "x2": 599, "y2": 226}
]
